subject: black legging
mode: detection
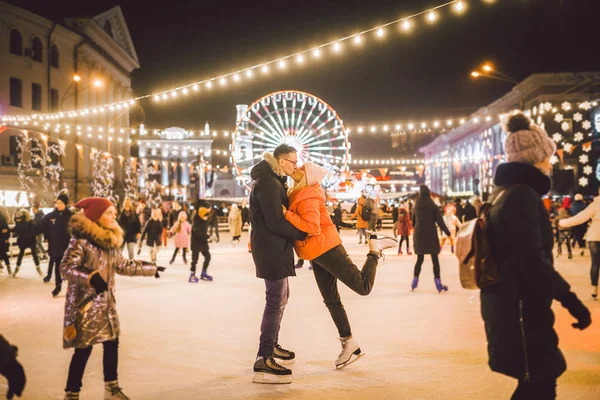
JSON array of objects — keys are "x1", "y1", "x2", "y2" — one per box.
[
  {"x1": 66, "y1": 339, "x2": 119, "y2": 393},
  {"x1": 398, "y1": 236, "x2": 410, "y2": 252},
  {"x1": 589, "y1": 241, "x2": 600, "y2": 286},
  {"x1": 0, "y1": 253, "x2": 9, "y2": 267},
  {"x1": 413, "y1": 254, "x2": 441, "y2": 279},
  {"x1": 191, "y1": 249, "x2": 211, "y2": 273},
  {"x1": 171, "y1": 247, "x2": 188, "y2": 261},
  {"x1": 16, "y1": 245, "x2": 39, "y2": 267},
  {"x1": 46, "y1": 256, "x2": 63, "y2": 285}
]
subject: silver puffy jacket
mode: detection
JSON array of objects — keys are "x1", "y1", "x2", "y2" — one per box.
[{"x1": 61, "y1": 213, "x2": 157, "y2": 349}]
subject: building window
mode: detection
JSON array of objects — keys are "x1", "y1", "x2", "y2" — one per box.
[
  {"x1": 10, "y1": 29, "x2": 23, "y2": 56},
  {"x1": 31, "y1": 37, "x2": 43, "y2": 62},
  {"x1": 104, "y1": 20, "x2": 113, "y2": 37},
  {"x1": 50, "y1": 44, "x2": 59, "y2": 68},
  {"x1": 32, "y1": 83, "x2": 42, "y2": 111},
  {"x1": 50, "y1": 88, "x2": 59, "y2": 112},
  {"x1": 10, "y1": 78, "x2": 22, "y2": 108}
]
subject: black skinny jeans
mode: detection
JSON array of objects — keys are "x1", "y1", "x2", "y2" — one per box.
[
  {"x1": 310, "y1": 244, "x2": 379, "y2": 338},
  {"x1": 413, "y1": 254, "x2": 441, "y2": 279},
  {"x1": 191, "y1": 249, "x2": 211, "y2": 273},
  {"x1": 16, "y1": 245, "x2": 39, "y2": 267},
  {"x1": 511, "y1": 378, "x2": 556, "y2": 400},
  {"x1": 66, "y1": 339, "x2": 119, "y2": 393},
  {"x1": 589, "y1": 241, "x2": 600, "y2": 286},
  {"x1": 46, "y1": 256, "x2": 63, "y2": 285}
]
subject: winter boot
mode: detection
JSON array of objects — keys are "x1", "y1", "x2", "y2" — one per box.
[
  {"x1": 592, "y1": 286, "x2": 598, "y2": 300},
  {"x1": 188, "y1": 273, "x2": 199, "y2": 283},
  {"x1": 36, "y1": 266, "x2": 43, "y2": 277},
  {"x1": 64, "y1": 392, "x2": 80, "y2": 400},
  {"x1": 200, "y1": 269, "x2": 213, "y2": 281},
  {"x1": 104, "y1": 380, "x2": 130, "y2": 399},
  {"x1": 335, "y1": 336, "x2": 362, "y2": 369},
  {"x1": 12, "y1": 266, "x2": 20, "y2": 277},
  {"x1": 253, "y1": 357, "x2": 292, "y2": 384},
  {"x1": 411, "y1": 277, "x2": 419, "y2": 292},
  {"x1": 273, "y1": 344, "x2": 295, "y2": 365},
  {"x1": 434, "y1": 278, "x2": 448, "y2": 293},
  {"x1": 367, "y1": 231, "x2": 398, "y2": 258},
  {"x1": 52, "y1": 284, "x2": 62, "y2": 297}
]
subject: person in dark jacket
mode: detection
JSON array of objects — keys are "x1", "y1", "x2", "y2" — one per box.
[
  {"x1": 0, "y1": 334, "x2": 26, "y2": 399},
  {"x1": 12, "y1": 209, "x2": 41, "y2": 278},
  {"x1": 31, "y1": 201, "x2": 47, "y2": 261},
  {"x1": 411, "y1": 185, "x2": 451, "y2": 292},
  {"x1": 249, "y1": 145, "x2": 307, "y2": 384},
  {"x1": 241, "y1": 201, "x2": 250, "y2": 231},
  {"x1": 189, "y1": 206, "x2": 212, "y2": 282},
  {"x1": 453, "y1": 198, "x2": 464, "y2": 224},
  {"x1": 569, "y1": 194, "x2": 588, "y2": 254},
  {"x1": 207, "y1": 206, "x2": 220, "y2": 242},
  {"x1": 118, "y1": 198, "x2": 141, "y2": 260},
  {"x1": 462, "y1": 200, "x2": 477, "y2": 222},
  {"x1": 481, "y1": 113, "x2": 591, "y2": 400},
  {"x1": 0, "y1": 206, "x2": 11, "y2": 276},
  {"x1": 168, "y1": 201, "x2": 182, "y2": 229},
  {"x1": 39, "y1": 192, "x2": 73, "y2": 297},
  {"x1": 391, "y1": 205, "x2": 399, "y2": 238},
  {"x1": 140, "y1": 208, "x2": 163, "y2": 263}
]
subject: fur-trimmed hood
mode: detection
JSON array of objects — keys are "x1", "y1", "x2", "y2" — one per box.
[
  {"x1": 250, "y1": 152, "x2": 285, "y2": 180},
  {"x1": 69, "y1": 212, "x2": 124, "y2": 250}
]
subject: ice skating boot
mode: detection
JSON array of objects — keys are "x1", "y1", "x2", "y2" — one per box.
[
  {"x1": 592, "y1": 286, "x2": 598, "y2": 300},
  {"x1": 411, "y1": 277, "x2": 419, "y2": 292},
  {"x1": 398, "y1": 250, "x2": 403, "y2": 255},
  {"x1": 52, "y1": 284, "x2": 62, "y2": 297},
  {"x1": 188, "y1": 273, "x2": 199, "y2": 283},
  {"x1": 367, "y1": 231, "x2": 398, "y2": 258},
  {"x1": 273, "y1": 344, "x2": 295, "y2": 365},
  {"x1": 200, "y1": 269, "x2": 213, "y2": 281},
  {"x1": 36, "y1": 266, "x2": 43, "y2": 277},
  {"x1": 407, "y1": 250, "x2": 413, "y2": 255},
  {"x1": 64, "y1": 392, "x2": 80, "y2": 400},
  {"x1": 43, "y1": 275, "x2": 51, "y2": 283},
  {"x1": 434, "y1": 278, "x2": 448, "y2": 293},
  {"x1": 12, "y1": 266, "x2": 20, "y2": 277},
  {"x1": 335, "y1": 336, "x2": 363, "y2": 369},
  {"x1": 6, "y1": 265, "x2": 12, "y2": 276},
  {"x1": 294, "y1": 262, "x2": 303, "y2": 269},
  {"x1": 253, "y1": 357, "x2": 292, "y2": 384},
  {"x1": 104, "y1": 380, "x2": 130, "y2": 400}
]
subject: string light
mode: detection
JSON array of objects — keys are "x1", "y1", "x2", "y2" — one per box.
[
  {"x1": 353, "y1": 35, "x2": 362, "y2": 45},
  {"x1": 427, "y1": 10, "x2": 437, "y2": 22},
  {"x1": 376, "y1": 28, "x2": 385, "y2": 37}
]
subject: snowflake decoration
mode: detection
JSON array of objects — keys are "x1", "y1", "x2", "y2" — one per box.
[
  {"x1": 583, "y1": 145, "x2": 591, "y2": 153},
  {"x1": 552, "y1": 133, "x2": 563, "y2": 142},
  {"x1": 582, "y1": 120, "x2": 591, "y2": 130},
  {"x1": 564, "y1": 143, "x2": 573, "y2": 153},
  {"x1": 537, "y1": 116, "x2": 542, "y2": 125},
  {"x1": 579, "y1": 154, "x2": 589, "y2": 164},
  {"x1": 561, "y1": 121, "x2": 570, "y2": 131},
  {"x1": 550, "y1": 155, "x2": 559, "y2": 165},
  {"x1": 543, "y1": 102, "x2": 553, "y2": 111},
  {"x1": 554, "y1": 113, "x2": 564, "y2": 123},
  {"x1": 573, "y1": 112, "x2": 583, "y2": 122},
  {"x1": 574, "y1": 132, "x2": 584, "y2": 142},
  {"x1": 579, "y1": 101, "x2": 591, "y2": 111},
  {"x1": 579, "y1": 177, "x2": 588, "y2": 187},
  {"x1": 583, "y1": 165, "x2": 593, "y2": 175},
  {"x1": 561, "y1": 101, "x2": 571, "y2": 111}
]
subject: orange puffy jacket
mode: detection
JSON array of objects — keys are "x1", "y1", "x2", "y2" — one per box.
[
  {"x1": 285, "y1": 184, "x2": 342, "y2": 261},
  {"x1": 352, "y1": 197, "x2": 369, "y2": 229}
]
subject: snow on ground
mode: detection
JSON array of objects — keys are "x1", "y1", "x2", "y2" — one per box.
[{"x1": 1, "y1": 229, "x2": 599, "y2": 399}]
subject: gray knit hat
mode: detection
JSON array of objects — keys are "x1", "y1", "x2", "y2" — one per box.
[{"x1": 504, "y1": 113, "x2": 556, "y2": 164}]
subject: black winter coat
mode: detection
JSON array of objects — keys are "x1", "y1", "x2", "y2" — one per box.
[
  {"x1": 191, "y1": 214, "x2": 209, "y2": 253},
  {"x1": 481, "y1": 162, "x2": 583, "y2": 381},
  {"x1": 141, "y1": 219, "x2": 163, "y2": 247},
  {"x1": 13, "y1": 220, "x2": 36, "y2": 249},
  {"x1": 39, "y1": 208, "x2": 72, "y2": 258},
  {"x1": 0, "y1": 215, "x2": 10, "y2": 255},
  {"x1": 391, "y1": 207, "x2": 399, "y2": 223},
  {"x1": 249, "y1": 155, "x2": 307, "y2": 280},
  {"x1": 463, "y1": 202, "x2": 477, "y2": 222},
  {"x1": 118, "y1": 210, "x2": 141, "y2": 243},
  {"x1": 412, "y1": 196, "x2": 450, "y2": 255}
]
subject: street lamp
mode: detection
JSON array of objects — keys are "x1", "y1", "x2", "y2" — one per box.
[
  {"x1": 61, "y1": 76, "x2": 104, "y2": 110},
  {"x1": 470, "y1": 62, "x2": 523, "y2": 109}
]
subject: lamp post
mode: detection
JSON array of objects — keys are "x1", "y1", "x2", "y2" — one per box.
[{"x1": 470, "y1": 62, "x2": 523, "y2": 109}]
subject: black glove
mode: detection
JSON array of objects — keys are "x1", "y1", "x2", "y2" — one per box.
[
  {"x1": 1, "y1": 358, "x2": 26, "y2": 399},
  {"x1": 560, "y1": 292, "x2": 592, "y2": 330},
  {"x1": 90, "y1": 273, "x2": 108, "y2": 294},
  {"x1": 155, "y1": 266, "x2": 166, "y2": 279}
]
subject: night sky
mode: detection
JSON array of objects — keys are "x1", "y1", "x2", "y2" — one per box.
[{"x1": 9, "y1": 0, "x2": 600, "y2": 159}]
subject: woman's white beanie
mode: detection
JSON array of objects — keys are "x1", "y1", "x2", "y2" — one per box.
[
  {"x1": 304, "y1": 162, "x2": 328, "y2": 186},
  {"x1": 504, "y1": 113, "x2": 556, "y2": 164}
]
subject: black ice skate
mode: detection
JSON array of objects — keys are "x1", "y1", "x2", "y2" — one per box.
[
  {"x1": 253, "y1": 357, "x2": 292, "y2": 384},
  {"x1": 273, "y1": 343, "x2": 295, "y2": 365}
]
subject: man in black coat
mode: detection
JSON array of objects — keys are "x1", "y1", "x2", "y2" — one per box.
[
  {"x1": 462, "y1": 199, "x2": 477, "y2": 222},
  {"x1": 391, "y1": 205, "x2": 399, "y2": 238},
  {"x1": 189, "y1": 206, "x2": 212, "y2": 282},
  {"x1": 249, "y1": 144, "x2": 307, "y2": 384},
  {"x1": 39, "y1": 192, "x2": 73, "y2": 297}
]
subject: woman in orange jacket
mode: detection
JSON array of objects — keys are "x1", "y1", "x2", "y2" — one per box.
[
  {"x1": 284, "y1": 162, "x2": 397, "y2": 369},
  {"x1": 352, "y1": 196, "x2": 370, "y2": 244}
]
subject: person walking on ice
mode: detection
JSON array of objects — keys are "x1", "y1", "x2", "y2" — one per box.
[
  {"x1": 284, "y1": 161, "x2": 398, "y2": 368},
  {"x1": 60, "y1": 197, "x2": 165, "y2": 400}
]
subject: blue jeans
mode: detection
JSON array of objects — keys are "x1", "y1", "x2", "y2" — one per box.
[{"x1": 257, "y1": 277, "x2": 289, "y2": 357}]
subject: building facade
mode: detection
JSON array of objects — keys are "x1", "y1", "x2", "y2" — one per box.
[{"x1": 0, "y1": 2, "x2": 139, "y2": 206}]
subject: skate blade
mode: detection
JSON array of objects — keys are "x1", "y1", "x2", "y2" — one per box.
[
  {"x1": 253, "y1": 373, "x2": 292, "y2": 384},
  {"x1": 336, "y1": 352, "x2": 366, "y2": 369},
  {"x1": 275, "y1": 358, "x2": 296, "y2": 365}
]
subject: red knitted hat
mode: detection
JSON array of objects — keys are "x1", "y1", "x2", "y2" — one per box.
[{"x1": 76, "y1": 197, "x2": 114, "y2": 222}]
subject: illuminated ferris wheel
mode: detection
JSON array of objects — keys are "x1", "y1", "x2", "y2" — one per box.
[{"x1": 231, "y1": 90, "x2": 350, "y2": 178}]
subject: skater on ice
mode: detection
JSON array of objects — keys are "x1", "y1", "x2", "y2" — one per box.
[
  {"x1": 0, "y1": 207, "x2": 11, "y2": 276},
  {"x1": 11, "y1": 209, "x2": 41, "y2": 278},
  {"x1": 140, "y1": 208, "x2": 163, "y2": 264},
  {"x1": 189, "y1": 205, "x2": 213, "y2": 282},
  {"x1": 169, "y1": 211, "x2": 191, "y2": 265}
]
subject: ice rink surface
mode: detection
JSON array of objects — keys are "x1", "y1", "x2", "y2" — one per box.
[{"x1": 1, "y1": 230, "x2": 599, "y2": 399}]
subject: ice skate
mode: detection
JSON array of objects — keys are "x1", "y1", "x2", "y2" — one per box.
[
  {"x1": 36, "y1": 266, "x2": 43, "y2": 277},
  {"x1": 592, "y1": 286, "x2": 598, "y2": 300},
  {"x1": 407, "y1": 250, "x2": 413, "y2": 255},
  {"x1": 398, "y1": 250, "x2": 403, "y2": 255},
  {"x1": 434, "y1": 278, "x2": 448, "y2": 293},
  {"x1": 273, "y1": 344, "x2": 295, "y2": 365},
  {"x1": 64, "y1": 392, "x2": 79, "y2": 400},
  {"x1": 335, "y1": 337, "x2": 363, "y2": 369},
  {"x1": 294, "y1": 262, "x2": 303, "y2": 269},
  {"x1": 6, "y1": 265, "x2": 12, "y2": 276},
  {"x1": 253, "y1": 357, "x2": 292, "y2": 384},
  {"x1": 52, "y1": 284, "x2": 62, "y2": 297},
  {"x1": 12, "y1": 266, "x2": 20, "y2": 277},
  {"x1": 104, "y1": 381, "x2": 130, "y2": 399},
  {"x1": 43, "y1": 275, "x2": 51, "y2": 283},
  {"x1": 367, "y1": 231, "x2": 398, "y2": 257},
  {"x1": 411, "y1": 277, "x2": 419, "y2": 292},
  {"x1": 200, "y1": 269, "x2": 213, "y2": 281},
  {"x1": 188, "y1": 273, "x2": 199, "y2": 283}
]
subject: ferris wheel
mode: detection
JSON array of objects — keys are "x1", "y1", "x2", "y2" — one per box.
[{"x1": 231, "y1": 90, "x2": 350, "y2": 178}]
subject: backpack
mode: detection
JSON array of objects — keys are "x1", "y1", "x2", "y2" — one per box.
[
  {"x1": 455, "y1": 188, "x2": 514, "y2": 290},
  {"x1": 360, "y1": 202, "x2": 371, "y2": 221}
]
